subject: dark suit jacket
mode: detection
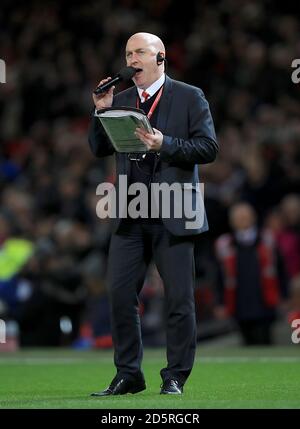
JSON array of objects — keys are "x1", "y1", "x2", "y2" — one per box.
[{"x1": 89, "y1": 75, "x2": 218, "y2": 236}]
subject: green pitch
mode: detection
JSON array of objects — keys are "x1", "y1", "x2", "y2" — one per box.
[{"x1": 0, "y1": 347, "x2": 299, "y2": 409}]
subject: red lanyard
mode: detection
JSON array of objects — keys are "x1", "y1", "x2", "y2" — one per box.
[{"x1": 136, "y1": 86, "x2": 164, "y2": 120}]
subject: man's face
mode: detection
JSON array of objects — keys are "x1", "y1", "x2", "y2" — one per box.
[
  {"x1": 230, "y1": 206, "x2": 256, "y2": 231},
  {"x1": 125, "y1": 36, "x2": 162, "y2": 89}
]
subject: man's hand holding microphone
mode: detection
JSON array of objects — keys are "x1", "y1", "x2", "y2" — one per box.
[{"x1": 92, "y1": 77, "x2": 115, "y2": 110}]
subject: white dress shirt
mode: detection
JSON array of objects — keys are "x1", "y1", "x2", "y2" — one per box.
[{"x1": 137, "y1": 74, "x2": 165, "y2": 102}]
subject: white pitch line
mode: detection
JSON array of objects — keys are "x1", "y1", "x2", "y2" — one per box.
[{"x1": 0, "y1": 356, "x2": 300, "y2": 365}]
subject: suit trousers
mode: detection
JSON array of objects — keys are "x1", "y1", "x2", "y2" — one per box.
[{"x1": 106, "y1": 219, "x2": 197, "y2": 384}]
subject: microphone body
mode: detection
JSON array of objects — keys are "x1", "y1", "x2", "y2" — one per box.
[
  {"x1": 93, "y1": 66, "x2": 141, "y2": 95},
  {"x1": 93, "y1": 75, "x2": 122, "y2": 95}
]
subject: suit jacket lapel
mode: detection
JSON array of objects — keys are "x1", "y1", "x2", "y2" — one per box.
[
  {"x1": 156, "y1": 75, "x2": 173, "y2": 172},
  {"x1": 125, "y1": 86, "x2": 137, "y2": 108},
  {"x1": 156, "y1": 75, "x2": 173, "y2": 133}
]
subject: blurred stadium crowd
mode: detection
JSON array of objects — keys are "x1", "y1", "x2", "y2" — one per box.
[{"x1": 0, "y1": 0, "x2": 300, "y2": 348}]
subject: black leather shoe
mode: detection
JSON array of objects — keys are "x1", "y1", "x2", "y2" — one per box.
[
  {"x1": 91, "y1": 375, "x2": 146, "y2": 397},
  {"x1": 160, "y1": 379, "x2": 183, "y2": 395}
]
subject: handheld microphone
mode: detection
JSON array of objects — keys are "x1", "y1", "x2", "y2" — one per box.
[{"x1": 93, "y1": 66, "x2": 142, "y2": 95}]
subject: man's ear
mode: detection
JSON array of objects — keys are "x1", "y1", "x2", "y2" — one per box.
[{"x1": 156, "y1": 52, "x2": 165, "y2": 65}]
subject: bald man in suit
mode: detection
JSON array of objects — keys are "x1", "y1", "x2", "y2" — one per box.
[{"x1": 89, "y1": 32, "x2": 218, "y2": 396}]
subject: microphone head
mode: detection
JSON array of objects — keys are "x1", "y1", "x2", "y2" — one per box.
[{"x1": 119, "y1": 66, "x2": 142, "y2": 81}]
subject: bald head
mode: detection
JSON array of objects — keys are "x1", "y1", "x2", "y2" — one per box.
[
  {"x1": 125, "y1": 32, "x2": 166, "y2": 89},
  {"x1": 126, "y1": 32, "x2": 165, "y2": 53}
]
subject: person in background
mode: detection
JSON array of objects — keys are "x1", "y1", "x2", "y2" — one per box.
[{"x1": 215, "y1": 202, "x2": 288, "y2": 345}]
